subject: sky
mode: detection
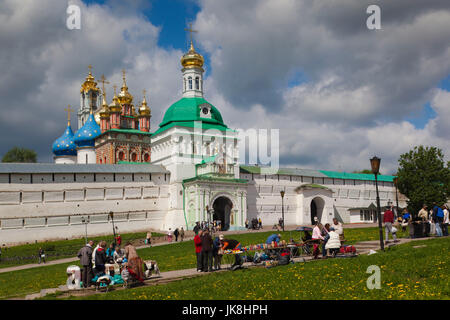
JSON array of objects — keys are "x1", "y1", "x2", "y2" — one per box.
[{"x1": 0, "y1": 0, "x2": 449, "y2": 174}]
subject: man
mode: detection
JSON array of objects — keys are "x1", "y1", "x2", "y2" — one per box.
[
  {"x1": 38, "y1": 247, "x2": 46, "y2": 264},
  {"x1": 258, "y1": 218, "x2": 262, "y2": 229},
  {"x1": 201, "y1": 229, "x2": 213, "y2": 272},
  {"x1": 418, "y1": 204, "x2": 428, "y2": 221},
  {"x1": 443, "y1": 205, "x2": 449, "y2": 237},
  {"x1": 220, "y1": 235, "x2": 243, "y2": 268},
  {"x1": 77, "y1": 240, "x2": 94, "y2": 288},
  {"x1": 174, "y1": 228, "x2": 179, "y2": 242},
  {"x1": 266, "y1": 233, "x2": 281, "y2": 245},
  {"x1": 180, "y1": 227, "x2": 185, "y2": 242},
  {"x1": 194, "y1": 230, "x2": 203, "y2": 272},
  {"x1": 432, "y1": 203, "x2": 444, "y2": 237},
  {"x1": 332, "y1": 218, "x2": 344, "y2": 240},
  {"x1": 193, "y1": 222, "x2": 201, "y2": 235},
  {"x1": 212, "y1": 235, "x2": 222, "y2": 271},
  {"x1": 383, "y1": 206, "x2": 398, "y2": 243}
]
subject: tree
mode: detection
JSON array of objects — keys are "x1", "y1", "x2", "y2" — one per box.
[
  {"x1": 396, "y1": 146, "x2": 450, "y2": 216},
  {"x1": 1, "y1": 147, "x2": 37, "y2": 163}
]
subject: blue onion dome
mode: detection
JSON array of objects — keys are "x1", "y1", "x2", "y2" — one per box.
[
  {"x1": 74, "y1": 113, "x2": 101, "y2": 147},
  {"x1": 52, "y1": 124, "x2": 77, "y2": 156}
]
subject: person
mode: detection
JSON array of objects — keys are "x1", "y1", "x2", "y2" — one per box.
[
  {"x1": 212, "y1": 235, "x2": 222, "y2": 271},
  {"x1": 220, "y1": 235, "x2": 243, "y2": 268},
  {"x1": 113, "y1": 245, "x2": 126, "y2": 264},
  {"x1": 258, "y1": 218, "x2": 262, "y2": 229},
  {"x1": 77, "y1": 240, "x2": 94, "y2": 288},
  {"x1": 201, "y1": 229, "x2": 213, "y2": 272},
  {"x1": 193, "y1": 222, "x2": 201, "y2": 235},
  {"x1": 115, "y1": 234, "x2": 122, "y2": 247},
  {"x1": 383, "y1": 207, "x2": 398, "y2": 243},
  {"x1": 443, "y1": 205, "x2": 449, "y2": 237},
  {"x1": 194, "y1": 230, "x2": 203, "y2": 272},
  {"x1": 124, "y1": 241, "x2": 144, "y2": 282},
  {"x1": 332, "y1": 218, "x2": 344, "y2": 240},
  {"x1": 325, "y1": 227, "x2": 341, "y2": 257},
  {"x1": 321, "y1": 224, "x2": 331, "y2": 258},
  {"x1": 311, "y1": 223, "x2": 324, "y2": 259},
  {"x1": 167, "y1": 228, "x2": 173, "y2": 242},
  {"x1": 38, "y1": 247, "x2": 46, "y2": 264},
  {"x1": 302, "y1": 230, "x2": 312, "y2": 242},
  {"x1": 92, "y1": 242, "x2": 100, "y2": 268},
  {"x1": 429, "y1": 208, "x2": 436, "y2": 235},
  {"x1": 106, "y1": 243, "x2": 115, "y2": 264},
  {"x1": 94, "y1": 241, "x2": 107, "y2": 276},
  {"x1": 180, "y1": 227, "x2": 185, "y2": 242},
  {"x1": 146, "y1": 231, "x2": 152, "y2": 246},
  {"x1": 278, "y1": 218, "x2": 284, "y2": 230},
  {"x1": 174, "y1": 228, "x2": 179, "y2": 242},
  {"x1": 418, "y1": 204, "x2": 428, "y2": 221},
  {"x1": 432, "y1": 203, "x2": 444, "y2": 237},
  {"x1": 401, "y1": 209, "x2": 411, "y2": 232},
  {"x1": 266, "y1": 233, "x2": 281, "y2": 245},
  {"x1": 245, "y1": 219, "x2": 249, "y2": 229}
]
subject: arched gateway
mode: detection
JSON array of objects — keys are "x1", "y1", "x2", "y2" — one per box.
[{"x1": 212, "y1": 196, "x2": 233, "y2": 231}]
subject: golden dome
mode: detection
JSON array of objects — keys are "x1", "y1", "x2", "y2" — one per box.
[
  {"x1": 109, "y1": 85, "x2": 122, "y2": 113},
  {"x1": 80, "y1": 65, "x2": 100, "y2": 93},
  {"x1": 117, "y1": 69, "x2": 133, "y2": 105},
  {"x1": 139, "y1": 91, "x2": 151, "y2": 117},
  {"x1": 99, "y1": 94, "x2": 110, "y2": 118},
  {"x1": 181, "y1": 41, "x2": 204, "y2": 69}
]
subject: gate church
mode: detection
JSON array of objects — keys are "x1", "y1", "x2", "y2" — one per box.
[{"x1": 0, "y1": 32, "x2": 405, "y2": 244}]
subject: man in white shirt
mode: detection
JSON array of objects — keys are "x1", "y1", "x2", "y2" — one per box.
[
  {"x1": 443, "y1": 205, "x2": 449, "y2": 236},
  {"x1": 332, "y1": 218, "x2": 344, "y2": 239}
]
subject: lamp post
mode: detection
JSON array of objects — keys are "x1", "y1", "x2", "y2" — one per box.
[
  {"x1": 280, "y1": 190, "x2": 285, "y2": 232},
  {"x1": 109, "y1": 211, "x2": 116, "y2": 246},
  {"x1": 370, "y1": 156, "x2": 384, "y2": 251},
  {"x1": 393, "y1": 177, "x2": 399, "y2": 219},
  {"x1": 81, "y1": 216, "x2": 88, "y2": 245}
]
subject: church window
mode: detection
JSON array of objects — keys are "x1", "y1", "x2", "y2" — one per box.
[
  {"x1": 118, "y1": 151, "x2": 124, "y2": 161},
  {"x1": 195, "y1": 77, "x2": 199, "y2": 90},
  {"x1": 131, "y1": 153, "x2": 137, "y2": 162},
  {"x1": 188, "y1": 77, "x2": 192, "y2": 90}
]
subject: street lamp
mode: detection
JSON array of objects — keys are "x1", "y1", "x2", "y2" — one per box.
[
  {"x1": 370, "y1": 156, "x2": 384, "y2": 251},
  {"x1": 280, "y1": 190, "x2": 285, "y2": 232},
  {"x1": 109, "y1": 211, "x2": 116, "y2": 246},
  {"x1": 393, "y1": 177, "x2": 399, "y2": 219},
  {"x1": 81, "y1": 216, "x2": 88, "y2": 245}
]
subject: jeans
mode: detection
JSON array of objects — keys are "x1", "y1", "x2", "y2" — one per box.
[
  {"x1": 443, "y1": 223, "x2": 449, "y2": 236},
  {"x1": 435, "y1": 222, "x2": 443, "y2": 237},
  {"x1": 322, "y1": 234, "x2": 330, "y2": 257},
  {"x1": 385, "y1": 222, "x2": 397, "y2": 241},
  {"x1": 196, "y1": 252, "x2": 202, "y2": 271}
]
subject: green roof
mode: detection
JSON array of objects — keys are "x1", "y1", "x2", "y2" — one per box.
[
  {"x1": 153, "y1": 121, "x2": 233, "y2": 136},
  {"x1": 319, "y1": 170, "x2": 395, "y2": 182},
  {"x1": 239, "y1": 165, "x2": 395, "y2": 182},
  {"x1": 183, "y1": 174, "x2": 247, "y2": 185}
]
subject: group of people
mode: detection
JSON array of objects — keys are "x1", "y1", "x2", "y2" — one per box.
[
  {"x1": 310, "y1": 218, "x2": 345, "y2": 259},
  {"x1": 384, "y1": 203, "x2": 449, "y2": 242},
  {"x1": 77, "y1": 239, "x2": 144, "y2": 288},
  {"x1": 166, "y1": 227, "x2": 185, "y2": 243},
  {"x1": 194, "y1": 230, "x2": 242, "y2": 272},
  {"x1": 245, "y1": 218, "x2": 263, "y2": 230}
]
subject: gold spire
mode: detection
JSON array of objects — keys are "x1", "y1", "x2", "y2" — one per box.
[
  {"x1": 139, "y1": 89, "x2": 151, "y2": 116},
  {"x1": 181, "y1": 24, "x2": 204, "y2": 69},
  {"x1": 64, "y1": 105, "x2": 74, "y2": 126},
  {"x1": 109, "y1": 84, "x2": 121, "y2": 113},
  {"x1": 117, "y1": 69, "x2": 133, "y2": 104},
  {"x1": 80, "y1": 65, "x2": 100, "y2": 93}
]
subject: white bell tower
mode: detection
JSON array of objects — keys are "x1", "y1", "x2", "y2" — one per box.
[{"x1": 181, "y1": 24, "x2": 204, "y2": 98}]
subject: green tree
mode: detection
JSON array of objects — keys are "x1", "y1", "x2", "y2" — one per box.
[
  {"x1": 1, "y1": 147, "x2": 37, "y2": 163},
  {"x1": 396, "y1": 146, "x2": 450, "y2": 216}
]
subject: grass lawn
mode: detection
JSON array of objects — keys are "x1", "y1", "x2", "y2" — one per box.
[
  {"x1": 53, "y1": 237, "x2": 450, "y2": 300},
  {"x1": 0, "y1": 231, "x2": 164, "y2": 269},
  {"x1": 0, "y1": 227, "x2": 410, "y2": 299}
]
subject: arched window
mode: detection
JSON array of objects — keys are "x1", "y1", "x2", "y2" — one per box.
[
  {"x1": 195, "y1": 77, "x2": 199, "y2": 90},
  {"x1": 188, "y1": 77, "x2": 192, "y2": 90}
]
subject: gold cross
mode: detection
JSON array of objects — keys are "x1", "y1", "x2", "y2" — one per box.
[
  {"x1": 184, "y1": 23, "x2": 197, "y2": 43},
  {"x1": 113, "y1": 84, "x2": 117, "y2": 96},
  {"x1": 64, "y1": 104, "x2": 73, "y2": 124},
  {"x1": 142, "y1": 89, "x2": 147, "y2": 97},
  {"x1": 99, "y1": 74, "x2": 110, "y2": 98},
  {"x1": 88, "y1": 64, "x2": 93, "y2": 75}
]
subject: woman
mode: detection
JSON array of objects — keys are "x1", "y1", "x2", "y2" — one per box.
[
  {"x1": 94, "y1": 241, "x2": 107, "y2": 275},
  {"x1": 311, "y1": 223, "x2": 324, "y2": 259},
  {"x1": 106, "y1": 243, "x2": 115, "y2": 264},
  {"x1": 124, "y1": 241, "x2": 144, "y2": 282},
  {"x1": 321, "y1": 224, "x2": 331, "y2": 258},
  {"x1": 325, "y1": 227, "x2": 341, "y2": 257},
  {"x1": 401, "y1": 209, "x2": 411, "y2": 232}
]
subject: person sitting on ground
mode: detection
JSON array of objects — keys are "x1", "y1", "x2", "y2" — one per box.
[
  {"x1": 124, "y1": 241, "x2": 144, "y2": 282},
  {"x1": 113, "y1": 245, "x2": 126, "y2": 264},
  {"x1": 325, "y1": 227, "x2": 341, "y2": 257}
]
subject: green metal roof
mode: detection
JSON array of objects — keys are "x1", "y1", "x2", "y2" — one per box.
[
  {"x1": 319, "y1": 170, "x2": 395, "y2": 182},
  {"x1": 159, "y1": 97, "x2": 226, "y2": 128},
  {"x1": 152, "y1": 121, "x2": 233, "y2": 136},
  {"x1": 104, "y1": 128, "x2": 152, "y2": 136},
  {"x1": 183, "y1": 174, "x2": 247, "y2": 185}
]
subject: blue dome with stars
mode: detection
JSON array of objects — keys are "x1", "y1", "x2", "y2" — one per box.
[
  {"x1": 52, "y1": 124, "x2": 77, "y2": 156},
  {"x1": 74, "y1": 113, "x2": 101, "y2": 148}
]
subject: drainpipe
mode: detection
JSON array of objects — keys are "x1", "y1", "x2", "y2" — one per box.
[{"x1": 182, "y1": 181, "x2": 188, "y2": 230}]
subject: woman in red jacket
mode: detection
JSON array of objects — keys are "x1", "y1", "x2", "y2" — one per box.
[{"x1": 194, "y1": 230, "x2": 203, "y2": 272}]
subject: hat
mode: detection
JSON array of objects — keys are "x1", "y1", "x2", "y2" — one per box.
[{"x1": 219, "y1": 234, "x2": 224, "y2": 240}]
